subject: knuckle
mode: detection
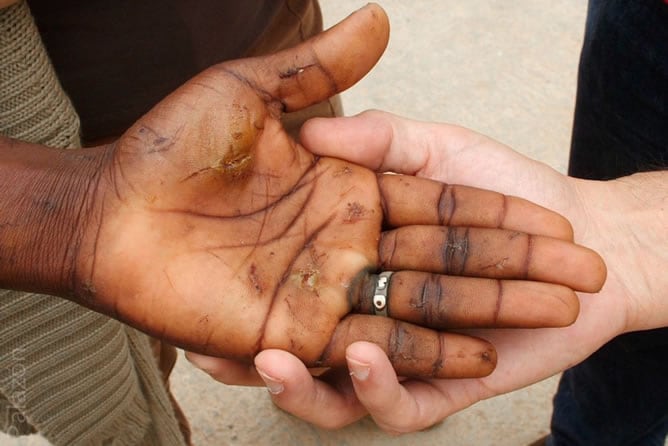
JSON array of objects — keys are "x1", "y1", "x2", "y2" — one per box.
[
  {"x1": 420, "y1": 273, "x2": 443, "y2": 326},
  {"x1": 443, "y1": 227, "x2": 469, "y2": 275},
  {"x1": 437, "y1": 183, "x2": 455, "y2": 225},
  {"x1": 378, "y1": 231, "x2": 398, "y2": 268}
]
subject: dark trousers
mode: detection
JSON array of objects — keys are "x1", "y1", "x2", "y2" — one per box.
[{"x1": 548, "y1": 1, "x2": 668, "y2": 445}]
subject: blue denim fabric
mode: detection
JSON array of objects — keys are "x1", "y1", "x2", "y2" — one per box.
[{"x1": 547, "y1": 1, "x2": 668, "y2": 445}]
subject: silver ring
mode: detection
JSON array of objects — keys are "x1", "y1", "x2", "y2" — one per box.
[{"x1": 372, "y1": 271, "x2": 393, "y2": 317}]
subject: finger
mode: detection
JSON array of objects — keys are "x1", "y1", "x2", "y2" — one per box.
[
  {"x1": 185, "y1": 351, "x2": 263, "y2": 386},
  {"x1": 300, "y1": 109, "x2": 533, "y2": 175},
  {"x1": 379, "y1": 226, "x2": 606, "y2": 292},
  {"x1": 126, "y1": 4, "x2": 389, "y2": 189},
  {"x1": 226, "y1": 4, "x2": 389, "y2": 113},
  {"x1": 352, "y1": 271, "x2": 579, "y2": 329},
  {"x1": 378, "y1": 174, "x2": 573, "y2": 240},
  {"x1": 316, "y1": 315, "x2": 497, "y2": 379},
  {"x1": 254, "y1": 350, "x2": 367, "y2": 429},
  {"x1": 346, "y1": 342, "x2": 454, "y2": 433},
  {"x1": 301, "y1": 111, "x2": 427, "y2": 173},
  {"x1": 300, "y1": 110, "x2": 557, "y2": 199}
]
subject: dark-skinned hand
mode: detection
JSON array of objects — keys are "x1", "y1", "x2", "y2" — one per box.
[{"x1": 2, "y1": 4, "x2": 604, "y2": 380}]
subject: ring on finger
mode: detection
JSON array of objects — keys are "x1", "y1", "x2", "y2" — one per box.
[{"x1": 372, "y1": 271, "x2": 393, "y2": 317}]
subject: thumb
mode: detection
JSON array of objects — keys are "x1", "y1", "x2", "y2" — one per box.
[
  {"x1": 301, "y1": 110, "x2": 555, "y2": 189},
  {"x1": 300, "y1": 110, "x2": 579, "y2": 222},
  {"x1": 224, "y1": 3, "x2": 390, "y2": 113},
  {"x1": 301, "y1": 110, "x2": 525, "y2": 177},
  {"x1": 116, "y1": 4, "x2": 388, "y2": 199},
  {"x1": 301, "y1": 110, "x2": 452, "y2": 175},
  {"x1": 300, "y1": 110, "x2": 429, "y2": 174}
]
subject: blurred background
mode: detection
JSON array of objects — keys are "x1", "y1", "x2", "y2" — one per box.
[{"x1": 3, "y1": 1, "x2": 587, "y2": 445}]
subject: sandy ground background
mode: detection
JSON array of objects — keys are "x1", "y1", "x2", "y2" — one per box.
[{"x1": 3, "y1": 1, "x2": 605, "y2": 445}]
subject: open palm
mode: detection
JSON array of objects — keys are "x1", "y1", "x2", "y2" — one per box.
[
  {"x1": 246, "y1": 110, "x2": 644, "y2": 431},
  {"x1": 73, "y1": 6, "x2": 602, "y2": 379}
]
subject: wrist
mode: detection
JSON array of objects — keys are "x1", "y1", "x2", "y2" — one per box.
[
  {"x1": 0, "y1": 136, "x2": 111, "y2": 297},
  {"x1": 612, "y1": 172, "x2": 668, "y2": 331},
  {"x1": 576, "y1": 171, "x2": 668, "y2": 332}
]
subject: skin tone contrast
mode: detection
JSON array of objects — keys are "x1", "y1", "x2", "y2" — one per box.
[{"x1": 2, "y1": 5, "x2": 605, "y2": 383}]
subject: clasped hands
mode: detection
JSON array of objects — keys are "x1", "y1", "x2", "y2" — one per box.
[{"x1": 72, "y1": 5, "x2": 604, "y2": 389}]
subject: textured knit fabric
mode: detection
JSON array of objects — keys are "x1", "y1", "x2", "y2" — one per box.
[
  {"x1": 0, "y1": 2, "x2": 185, "y2": 445},
  {"x1": 0, "y1": 1, "x2": 78, "y2": 148}
]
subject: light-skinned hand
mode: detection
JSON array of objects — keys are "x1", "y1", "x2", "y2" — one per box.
[{"x1": 188, "y1": 110, "x2": 665, "y2": 432}]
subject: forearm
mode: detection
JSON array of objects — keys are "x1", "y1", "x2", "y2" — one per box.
[{"x1": 0, "y1": 136, "x2": 108, "y2": 297}]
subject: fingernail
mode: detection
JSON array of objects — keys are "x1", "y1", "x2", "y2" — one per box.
[
  {"x1": 347, "y1": 357, "x2": 370, "y2": 381},
  {"x1": 257, "y1": 369, "x2": 284, "y2": 395}
]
